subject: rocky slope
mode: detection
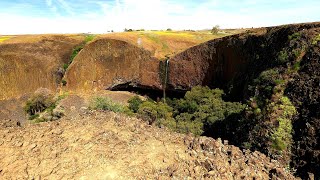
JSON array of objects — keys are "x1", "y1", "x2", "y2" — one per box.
[{"x1": 0, "y1": 110, "x2": 295, "y2": 179}]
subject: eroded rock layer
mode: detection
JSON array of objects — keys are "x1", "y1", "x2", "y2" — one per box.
[
  {"x1": 0, "y1": 35, "x2": 83, "y2": 100},
  {"x1": 64, "y1": 38, "x2": 161, "y2": 92}
]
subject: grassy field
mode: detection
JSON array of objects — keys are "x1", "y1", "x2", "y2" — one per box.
[
  {"x1": 0, "y1": 34, "x2": 85, "y2": 44},
  {"x1": 0, "y1": 29, "x2": 245, "y2": 58},
  {"x1": 99, "y1": 30, "x2": 244, "y2": 59},
  {"x1": 0, "y1": 36, "x2": 13, "y2": 43}
]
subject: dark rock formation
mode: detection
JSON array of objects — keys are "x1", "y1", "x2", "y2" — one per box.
[{"x1": 168, "y1": 23, "x2": 320, "y2": 179}]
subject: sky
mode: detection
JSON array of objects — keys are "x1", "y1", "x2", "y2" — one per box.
[{"x1": 0, "y1": 0, "x2": 319, "y2": 34}]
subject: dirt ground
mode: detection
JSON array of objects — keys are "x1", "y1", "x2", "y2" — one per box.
[{"x1": 0, "y1": 109, "x2": 295, "y2": 179}]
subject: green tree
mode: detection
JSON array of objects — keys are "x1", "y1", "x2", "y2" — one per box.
[{"x1": 211, "y1": 25, "x2": 220, "y2": 34}]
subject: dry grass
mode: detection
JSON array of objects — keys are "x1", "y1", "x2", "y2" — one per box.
[
  {"x1": 0, "y1": 36, "x2": 13, "y2": 43},
  {"x1": 0, "y1": 34, "x2": 85, "y2": 44},
  {"x1": 0, "y1": 30, "x2": 243, "y2": 58},
  {"x1": 99, "y1": 30, "x2": 242, "y2": 59}
]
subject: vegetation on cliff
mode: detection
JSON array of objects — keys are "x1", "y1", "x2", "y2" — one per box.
[{"x1": 127, "y1": 86, "x2": 245, "y2": 136}]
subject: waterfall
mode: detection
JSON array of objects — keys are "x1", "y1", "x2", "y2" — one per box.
[{"x1": 163, "y1": 58, "x2": 169, "y2": 103}]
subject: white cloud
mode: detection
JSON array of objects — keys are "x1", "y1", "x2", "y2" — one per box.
[{"x1": 0, "y1": 0, "x2": 319, "y2": 34}]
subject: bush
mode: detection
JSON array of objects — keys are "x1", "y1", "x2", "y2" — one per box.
[
  {"x1": 129, "y1": 86, "x2": 245, "y2": 136},
  {"x1": 84, "y1": 34, "x2": 95, "y2": 43},
  {"x1": 128, "y1": 96, "x2": 143, "y2": 113},
  {"x1": 171, "y1": 86, "x2": 245, "y2": 135},
  {"x1": 270, "y1": 96, "x2": 296, "y2": 152},
  {"x1": 24, "y1": 92, "x2": 55, "y2": 116},
  {"x1": 211, "y1": 25, "x2": 220, "y2": 34},
  {"x1": 137, "y1": 101, "x2": 173, "y2": 125},
  {"x1": 90, "y1": 97, "x2": 127, "y2": 113},
  {"x1": 61, "y1": 79, "x2": 67, "y2": 86},
  {"x1": 63, "y1": 63, "x2": 69, "y2": 71},
  {"x1": 252, "y1": 69, "x2": 282, "y2": 104},
  {"x1": 312, "y1": 34, "x2": 320, "y2": 45},
  {"x1": 175, "y1": 113, "x2": 204, "y2": 135},
  {"x1": 63, "y1": 35, "x2": 95, "y2": 71},
  {"x1": 288, "y1": 32, "x2": 301, "y2": 41},
  {"x1": 278, "y1": 50, "x2": 289, "y2": 64},
  {"x1": 24, "y1": 89, "x2": 66, "y2": 123}
]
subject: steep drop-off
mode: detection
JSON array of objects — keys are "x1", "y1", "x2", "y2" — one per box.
[
  {"x1": 0, "y1": 35, "x2": 84, "y2": 100},
  {"x1": 167, "y1": 23, "x2": 320, "y2": 179}
]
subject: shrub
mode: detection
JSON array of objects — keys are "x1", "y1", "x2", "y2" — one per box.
[
  {"x1": 175, "y1": 113, "x2": 204, "y2": 135},
  {"x1": 63, "y1": 35, "x2": 95, "y2": 71},
  {"x1": 292, "y1": 61, "x2": 301, "y2": 71},
  {"x1": 171, "y1": 86, "x2": 245, "y2": 134},
  {"x1": 137, "y1": 101, "x2": 173, "y2": 125},
  {"x1": 61, "y1": 79, "x2": 67, "y2": 86},
  {"x1": 70, "y1": 45, "x2": 83, "y2": 62},
  {"x1": 63, "y1": 63, "x2": 69, "y2": 70},
  {"x1": 288, "y1": 32, "x2": 301, "y2": 41},
  {"x1": 128, "y1": 96, "x2": 143, "y2": 113},
  {"x1": 270, "y1": 96, "x2": 296, "y2": 152},
  {"x1": 84, "y1": 34, "x2": 95, "y2": 43},
  {"x1": 130, "y1": 86, "x2": 244, "y2": 136},
  {"x1": 24, "y1": 92, "x2": 55, "y2": 116},
  {"x1": 278, "y1": 50, "x2": 289, "y2": 63},
  {"x1": 90, "y1": 97, "x2": 127, "y2": 113},
  {"x1": 24, "y1": 89, "x2": 66, "y2": 123},
  {"x1": 312, "y1": 34, "x2": 320, "y2": 45},
  {"x1": 124, "y1": 28, "x2": 133, "y2": 32},
  {"x1": 253, "y1": 69, "x2": 281, "y2": 102}
]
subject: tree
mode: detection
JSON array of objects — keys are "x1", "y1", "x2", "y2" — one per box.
[{"x1": 211, "y1": 25, "x2": 220, "y2": 34}]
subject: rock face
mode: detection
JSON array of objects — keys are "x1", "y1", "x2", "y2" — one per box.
[
  {"x1": 0, "y1": 35, "x2": 83, "y2": 100},
  {"x1": 64, "y1": 38, "x2": 161, "y2": 92},
  {"x1": 286, "y1": 42, "x2": 320, "y2": 177},
  {"x1": 168, "y1": 23, "x2": 320, "y2": 100},
  {"x1": 167, "y1": 23, "x2": 320, "y2": 179}
]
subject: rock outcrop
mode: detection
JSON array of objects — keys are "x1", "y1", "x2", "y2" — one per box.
[
  {"x1": 168, "y1": 23, "x2": 320, "y2": 99},
  {"x1": 64, "y1": 38, "x2": 162, "y2": 92},
  {"x1": 166, "y1": 23, "x2": 320, "y2": 179},
  {"x1": 0, "y1": 35, "x2": 84, "y2": 100}
]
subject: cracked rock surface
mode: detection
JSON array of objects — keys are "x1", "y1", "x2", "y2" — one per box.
[{"x1": 0, "y1": 111, "x2": 295, "y2": 179}]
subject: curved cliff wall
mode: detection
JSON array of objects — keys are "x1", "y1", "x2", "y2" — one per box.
[
  {"x1": 168, "y1": 22, "x2": 320, "y2": 178},
  {"x1": 64, "y1": 38, "x2": 161, "y2": 92},
  {"x1": 0, "y1": 35, "x2": 84, "y2": 100},
  {"x1": 168, "y1": 23, "x2": 320, "y2": 100}
]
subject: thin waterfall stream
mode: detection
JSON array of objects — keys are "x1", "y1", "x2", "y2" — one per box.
[{"x1": 163, "y1": 58, "x2": 169, "y2": 103}]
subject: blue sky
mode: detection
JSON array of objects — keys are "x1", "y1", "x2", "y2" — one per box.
[{"x1": 0, "y1": 0, "x2": 320, "y2": 34}]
